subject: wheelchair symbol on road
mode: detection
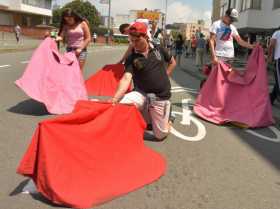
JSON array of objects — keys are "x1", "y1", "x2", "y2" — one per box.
[{"x1": 170, "y1": 86, "x2": 280, "y2": 143}]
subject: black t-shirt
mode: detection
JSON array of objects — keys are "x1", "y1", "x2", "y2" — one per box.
[{"x1": 125, "y1": 46, "x2": 172, "y2": 100}]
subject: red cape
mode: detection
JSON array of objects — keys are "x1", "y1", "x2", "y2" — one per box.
[
  {"x1": 85, "y1": 64, "x2": 131, "y2": 96},
  {"x1": 17, "y1": 101, "x2": 166, "y2": 208}
]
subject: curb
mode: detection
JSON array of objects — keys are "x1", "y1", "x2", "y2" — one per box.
[{"x1": 0, "y1": 47, "x2": 37, "y2": 54}]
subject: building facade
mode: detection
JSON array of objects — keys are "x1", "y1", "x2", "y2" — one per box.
[
  {"x1": 212, "y1": 0, "x2": 221, "y2": 22},
  {"x1": 0, "y1": 0, "x2": 52, "y2": 38},
  {"x1": 215, "y1": 0, "x2": 280, "y2": 35},
  {"x1": 100, "y1": 15, "x2": 114, "y2": 28},
  {"x1": 113, "y1": 9, "x2": 165, "y2": 34},
  {"x1": 180, "y1": 21, "x2": 209, "y2": 40}
]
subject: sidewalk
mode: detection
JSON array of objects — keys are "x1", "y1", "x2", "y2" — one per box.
[
  {"x1": 0, "y1": 31, "x2": 119, "y2": 53},
  {"x1": 0, "y1": 32, "x2": 41, "y2": 53}
]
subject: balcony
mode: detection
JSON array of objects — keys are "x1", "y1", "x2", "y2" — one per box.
[{"x1": 3, "y1": 0, "x2": 52, "y2": 17}]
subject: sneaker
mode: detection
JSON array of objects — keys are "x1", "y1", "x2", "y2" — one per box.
[{"x1": 146, "y1": 124, "x2": 153, "y2": 130}]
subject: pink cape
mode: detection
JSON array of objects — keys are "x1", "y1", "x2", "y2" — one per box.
[
  {"x1": 194, "y1": 46, "x2": 274, "y2": 128},
  {"x1": 85, "y1": 64, "x2": 132, "y2": 96},
  {"x1": 15, "y1": 38, "x2": 88, "y2": 114},
  {"x1": 17, "y1": 101, "x2": 166, "y2": 208}
]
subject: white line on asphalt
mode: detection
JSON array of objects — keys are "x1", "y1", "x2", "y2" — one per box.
[
  {"x1": 0, "y1": 65, "x2": 11, "y2": 68},
  {"x1": 21, "y1": 61, "x2": 29, "y2": 64},
  {"x1": 246, "y1": 127, "x2": 280, "y2": 143},
  {"x1": 171, "y1": 86, "x2": 198, "y2": 94},
  {"x1": 170, "y1": 98, "x2": 207, "y2": 142}
]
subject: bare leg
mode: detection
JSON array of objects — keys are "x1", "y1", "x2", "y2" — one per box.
[
  {"x1": 177, "y1": 55, "x2": 181, "y2": 67},
  {"x1": 79, "y1": 60, "x2": 85, "y2": 72}
]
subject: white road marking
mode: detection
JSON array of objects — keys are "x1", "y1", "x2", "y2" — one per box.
[
  {"x1": 181, "y1": 99, "x2": 192, "y2": 125},
  {"x1": 21, "y1": 61, "x2": 29, "y2": 64},
  {"x1": 246, "y1": 127, "x2": 280, "y2": 143},
  {"x1": 0, "y1": 64, "x2": 11, "y2": 68},
  {"x1": 171, "y1": 86, "x2": 198, "y2": 94},
  {"x1": 170, "y1": 99, "x2": 207, "y2": 142}
]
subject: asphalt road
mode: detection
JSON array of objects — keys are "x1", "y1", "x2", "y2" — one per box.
[{"x1": 0, "y1": 46, "x2": 280, "y2": 209}]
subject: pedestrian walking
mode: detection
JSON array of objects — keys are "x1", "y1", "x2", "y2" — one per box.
[
  {"x1": 268, "y1": 26, "x2": 280, "y2": 105},
  {"x1": 174, "y1": 34, "x2": 184, "y2": 67},
  {"x1": 93, "y1": 32, "x2": 97, "y2": 43},
  {"x1": 14, "y1": 24, "x2": 21, "y2": 43},
  {"x1": 56, "y1": 8, "x2": 91, "y2": 72},
  {"x1": 195, "y1": 33, "x2": 206, "y2": 69},
  {"x1": 191, "y1": 36, "x2": 197, "y2": 57},
  {"x1": 110, "y1": 22, "x2": 176, "y2": 140}
]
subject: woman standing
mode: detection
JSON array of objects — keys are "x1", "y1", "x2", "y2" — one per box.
[
  {"x1": 56, "y1": 8, "x2": 91, "y2": 71},
  {"x1": 174, "y1": 34, "x2": 184, "y2": 67}
]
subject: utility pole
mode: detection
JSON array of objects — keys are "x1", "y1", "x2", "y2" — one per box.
[
  {"x1": 228, "y1": 0, "x2": 232, "y2": 9},
  {"x1": 106, "y1": 0, "x2": 111, "y2": 45},
  {"x1": 164, "y1": 0, "x2": 168, "y2": 47},
  {"x1": 165, "y1": 0, "x2": 168, "y2": 29}
]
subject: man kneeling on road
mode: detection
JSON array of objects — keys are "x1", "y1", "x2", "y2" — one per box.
[{"x1": 110, "y1": 22, "x2": 176, "y2": 140}]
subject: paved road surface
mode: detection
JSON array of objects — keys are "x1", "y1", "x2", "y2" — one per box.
[{"x1": 0, "y1": 46, "x2": 280, "y2": 209}]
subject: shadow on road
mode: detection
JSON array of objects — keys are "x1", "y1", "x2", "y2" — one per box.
[
  {"x1": 7, "y1": 99, "x2": 49, "y2": 116},
  {"x1": 10, "y1": 179, "x2": 67, "y2": 208},
  {"x1": 230, "y1": 119, "x2": 280, "y2": 171}
]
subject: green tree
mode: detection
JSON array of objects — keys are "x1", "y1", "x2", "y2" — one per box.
[{"x1": 52, "y1": 0, "x2": 101, "y2": 33}]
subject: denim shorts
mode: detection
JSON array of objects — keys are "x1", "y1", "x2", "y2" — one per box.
[
  {"x1": 176, "y1": 48, "x2": 183, "y2": 55},
  {"x1": 66, "y1": 47, "x2": 87, "y2": 60}
]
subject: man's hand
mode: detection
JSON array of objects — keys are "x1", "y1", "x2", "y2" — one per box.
[
  {"x1": 249, "y1": 43, "x2": 257, "y2": 49},
  {"x1": 117, "y1": 59, "x2": 124, "y2": 64},
  {"x1": 267, "y1": 56, "x2": 273, "y2": 63},
  {"x1": 108, "y1": 97, "x2": 119, "y2": 105},
  {"x1": 212, "y1": 56, "x2": 219, "y2": 65}
]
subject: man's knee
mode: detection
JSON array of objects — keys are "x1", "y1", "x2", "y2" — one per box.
[{"x1": 153, "y1": 129, "x2": 170, "y2": 141}]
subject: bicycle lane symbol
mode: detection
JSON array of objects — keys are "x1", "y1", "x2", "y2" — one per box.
[{"x1": 170, "y1": 87, "x2": 207, "y2": 142}]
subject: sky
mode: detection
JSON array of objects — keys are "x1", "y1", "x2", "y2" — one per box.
[{"x1": 56, "y1": 0, "x2": 212, "y2": 26}]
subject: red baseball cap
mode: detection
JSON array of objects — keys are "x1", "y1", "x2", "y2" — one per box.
[{"x1": 129, "y1": 22, "x2": 147, "y2": 36}]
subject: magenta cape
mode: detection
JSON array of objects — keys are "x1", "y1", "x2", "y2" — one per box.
[
  {"x1": 15, "y1": 38, "x2": 88, "y2": 114},
  {"x1": 17, "y1": 101, "x2": 166, "y2": 208},
  {"x1": 194, "y1": 46, "x2": 274, "y2": 128}
]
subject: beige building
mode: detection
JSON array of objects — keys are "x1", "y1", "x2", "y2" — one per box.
[
  {"x1": 0, "y1": 0, "x2": 52, "y2": 26},
  {"x1": 215, "y1": 0, "x2": 280, "y2": 36},
  {"x1": 212, "y1": 0, "x2": 221, "y2": 22},
  {"x1": 0, "y1": 0, "x2": 52, "y2": 38},
  {"x1": 180, "y1": 21, "x2": 209, "y2": 40}
]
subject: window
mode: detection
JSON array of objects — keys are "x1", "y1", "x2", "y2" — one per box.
[
  {"x1": 251, "y1": 0, "x2": 261, "y2": 9},
  {"x1": 240, "y1": 0, "x2": 261, "y2": 11},
  {"x1": 22, "y1": 0, "x2": 51, "y2": 9},
  {"x1": 231, "y1": 0, "x2": 237, "y2": 8},
  {"x1": 274, "y1": 0, "x2": 280, "y2": 9}
]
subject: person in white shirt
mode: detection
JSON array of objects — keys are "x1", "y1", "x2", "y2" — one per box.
[
  {"x1": 268, "y1": 27, "x2": 280, "y2": 104},
  {"x1": 209, "y1": 8, "x2": 254, "y2": 65},
  {"x1": 14, "y1": 25, "x2": 21, "y2": 43}
]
